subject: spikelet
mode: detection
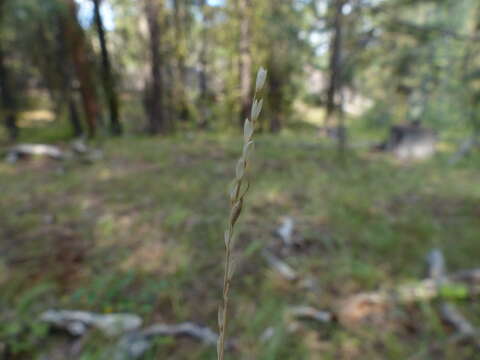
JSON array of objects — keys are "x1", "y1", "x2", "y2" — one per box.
[{"x1": 217, "y1": 67, "x2": 267, "y2": 360}]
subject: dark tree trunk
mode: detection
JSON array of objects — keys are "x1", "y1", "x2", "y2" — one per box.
[
  {"x1": 325, "y1": 0, "x2": 347, "y2": 158},
  {"x1": 264, "y1": 1, "x2": 288, "y2": 133},
  {"x1": 144, "y1": 0, "x2": 165, "y2": 134},
  {"x1": 55, "y1": 15, "x2": 84, "y2": 137},
  {"x1": 93, "y1": 0, "x2": 122, "y2": 135},
  {"x1": 238, "y1": 0, "x2": 252, "y2": 127},
  {"x1": 325, "y1": 0, "x2": 345, "y2": 126},
  {"x1": 0, "y1": 0, "x2": 18, "y2": 140},
  {"x1": 172, "y1": 0, "x2": 190, "y2": 123},
  {"x1": 68, "y1": 98, "x2": 83, "y2": 137},
  {"x1": 64, "y1": 0, "x2": 101, "y2": 138},
  {"x1": 0, "y1": 40, "x2": 18, "y2": 141}
]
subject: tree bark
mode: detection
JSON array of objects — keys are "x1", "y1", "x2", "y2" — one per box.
[
  {"x1": 238, "y1": 0, "x2": 252, "y2": 127},
  {"x1": 68, "y1": 98, "x2": 83, "y2": 137},
  {"x1": 325, "y1": 0, "x2": 345, "y2": 126},
  {"x1": 0, "y1": 0, "x2": 18, "y2": 140},
  {"x1": 64, "y1": 0, "x2": 101, "y2": 138},
  {"x1": 55, "y1": 15, "x2": 84, "y2": 137},
  {"x1": 172, "y1": 0, "x2": 191, "y2": 123},
  {"x1": 0, "y1": 39, "x2": 18, "y2": 141},
  {"x1": 144, "y1": 0, "x2": 165, "y2": 134},
  {"x1": 325, "y1": 0, "x2": 348, "y2": 159},
  {"x1": 93, "y1": 0, "x2": 122, "y2": 135}
]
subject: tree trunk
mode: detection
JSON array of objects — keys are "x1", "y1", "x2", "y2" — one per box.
[
  {"x1": 93, "y1": 0, "x2": 122, "y2": 135},
  {"x1": 238, "y1": 0, "x2": 252, "y2": 127},
  {"x1": 172, "y1": 0, "x2": 190, "y2": 123},
  {"x1": 0, "y1": 0, "x2": 18, "y2": 140},
  {"x1": 325, "y1": 0, "x2": 345, "y2": 126},
  {"x1": 144, "y1": 0, "x2": 165, "y2": 134},
  {"x1": 64, "y1": 0, "x2": 101, "y2": 138},
  {"x1": 68, "y1": 98, "x2": 83, "y2": 137},
  {"x1": 55, "y1": 15, "x2": 84, "y2": 137},
  {"x1": 325, "y1": 0, "x2": 347, "y2": 158},
  {"x1": 0, "y1": 41, "x2": 18, "y2": 141}
]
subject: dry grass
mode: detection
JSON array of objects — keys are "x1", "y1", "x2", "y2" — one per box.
[{"x1": 217, "y1": 67, "x2": 267, "y2": 360}]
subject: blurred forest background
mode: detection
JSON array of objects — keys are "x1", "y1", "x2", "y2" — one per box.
[{"x1": 1, "y1": 0, "x2": 480, "y2": 359}]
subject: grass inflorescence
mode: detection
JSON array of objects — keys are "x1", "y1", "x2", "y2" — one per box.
[{"x1": 217, "y1": 67, "x2": 267, "y2": 360}]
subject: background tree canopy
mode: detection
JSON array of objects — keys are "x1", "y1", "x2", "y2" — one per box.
[{"x1": 1, "y1": 0, "x2": 478, "y2": 140}]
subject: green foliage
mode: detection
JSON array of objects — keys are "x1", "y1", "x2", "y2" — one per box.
[
  {"x1": 357, "y1": 0, "x2": 480, "y2": 131},
  {"x1": 1, "y1": 0, "x2": 480, "y2": 138},
  {"x1": 439, "y1": 284, "x2": 469, "y2": 300},
  {"x1": 0, "y1": 283, "x2": 53, "y2": 355}
]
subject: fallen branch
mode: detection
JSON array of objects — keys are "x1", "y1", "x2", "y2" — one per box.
[
  {"x1": 276, "y1": 217, "x2": 295, "y2": 247},
  {"x1": 5, "y1": 141, "x2": 103, "y2": 164},
  {"x1": 262, "y1": 249, "x2": 298, "y2": 281},
  {"x1": 288, "y1": 305, "x2": 332, "y2": 323},
  {"x1": 407, "y1": 250, "x2": 480, "y2": 360},
  {"x1": 115, "y1": 322, "x2": 219, "y2": 360},
  {"x1": 140, "y1": 322, "x2": 218, "y2": 345},
  {"x1": 439, "y1": 303, "x2": 476, "y2": 339},
  {"x1": 40, "y1": 310, "x2": 219, "y2": 359},
  {"x1": 425, "y1": 249, "x2": 479, "y2": 347},
  {"x1": 40, "y1": 310, "x2": 142, "y2": 337},
  {"x1": 6, "y1": 144, "x2": 65, "y2": 162}
]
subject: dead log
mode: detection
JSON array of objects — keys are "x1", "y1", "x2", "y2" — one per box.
[
  {"x1": 40, "y1": 310, "x2": 219, "y2": 360},
  {"x1": 288, "y1": 306, "x2": 332, "y2": 323},
  {"x1": 6, "y1": 144, "x2": 65, "y2": 162},
  {"x1": 5, "y1": 142, "x2": 103, "y2": 164},
  {"x1": 439, "y1": 303, "x2": 476, "y2": 339},
  {"x1": 40, "y1": 310, "x2": 143, "y2": 336}
]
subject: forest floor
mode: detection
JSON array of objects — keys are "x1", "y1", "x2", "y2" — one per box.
[{"x1": 1, "y1": 132, "x2": 480, "y2": 359}]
